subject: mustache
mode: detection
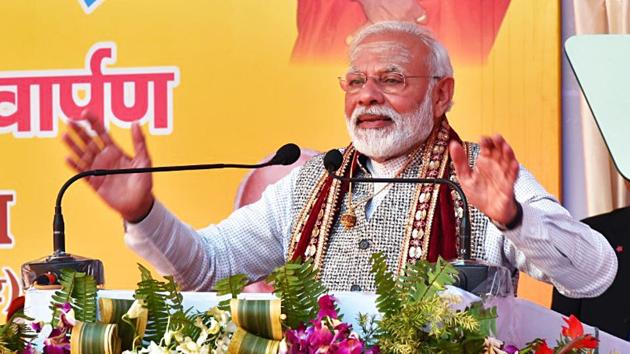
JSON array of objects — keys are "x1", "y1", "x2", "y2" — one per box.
[{"x1": 350, "y1": 105, "x2": 402, "y2": 125}]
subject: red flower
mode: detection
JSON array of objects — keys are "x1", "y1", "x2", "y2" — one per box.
[
  {"x1": 561, "y1": 315, "x2": 583, "y2": 339},
  {"x1": 571, "y1": 335, "x2": 599, "y2": 349},
  {"x1": 560, "y1": 315, "x2": 599, "y2": 351},
  {"x1": 534, "y1": 340, "x2": 553, "y2": 354}
]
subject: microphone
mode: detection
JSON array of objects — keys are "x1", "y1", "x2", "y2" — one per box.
[
  {"x1": 323, "y1": 149, "x2": 512, "y2": 296},
  {"x1": 21, "y1": 143, "x2": 301, "y2": 288},
  {"x1": 323, "y1": 149, "x2": 472, "y2": 261},
  {"x1": 268, "y1": 143, "x2": 301, "y2": 166}
]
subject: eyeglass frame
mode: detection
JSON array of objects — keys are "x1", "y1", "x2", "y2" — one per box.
[{"x1": 337, "y1": 71, "x2": 443, "y2": 94}]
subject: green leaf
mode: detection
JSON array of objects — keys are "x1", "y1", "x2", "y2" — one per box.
[
  {"x1": 466, "y1": 302, "x2": 497, "y2": 336},
  {"x1": 134, "y1": 264, "x2": 170, "y2": 345},
  {"x1": 49, "y1": 269, "x2": 98, "y2": 326},
  {"x1": 266, "y1": 258, "x2": 327, "y2": 328},
  {"x1": 371, "y1": 255, "x2": 489, "y2": 354},
  {"x1": 213, "y1": 274, "x2": 249, "y2": 311},
  {"x1": 370, "y1": 253, "x2": 401, "y2": 318},
  {"x1": 0, "y1": 318, "x2": 36, "y2": 352}
]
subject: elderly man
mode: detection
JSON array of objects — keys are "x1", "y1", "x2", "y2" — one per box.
[{"x1": 63, "y1": 21, "x2": 616, "y2": 298}]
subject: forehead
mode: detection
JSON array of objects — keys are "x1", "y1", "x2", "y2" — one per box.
[{"x1": 349, "y1": 32, "x2": 428, "y2": 73}]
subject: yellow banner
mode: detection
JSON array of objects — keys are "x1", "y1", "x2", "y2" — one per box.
[{"x1": 0, "y1": 0, "x2": 559, "y2": 314}]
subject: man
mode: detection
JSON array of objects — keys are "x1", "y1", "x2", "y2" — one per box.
[{"x1": 63, "y1": 21, "x2": 616, "y2": 297}]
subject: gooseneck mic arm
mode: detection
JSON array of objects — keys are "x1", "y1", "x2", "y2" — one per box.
[
  {"x1": 52, "y1": 143, "x2": 301, "y2": 257},
  {"x1": 323, "y1": 149, "x2": 472, "y2": 261}
]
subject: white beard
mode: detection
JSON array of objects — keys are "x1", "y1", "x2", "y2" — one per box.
[{"x1": 346, "y1": 88, "x2": 435, "y2": 161}]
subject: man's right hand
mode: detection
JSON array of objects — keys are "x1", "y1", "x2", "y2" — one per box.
[{"x1": 63, "y1": 110, "x2": 155, "y2": 223}]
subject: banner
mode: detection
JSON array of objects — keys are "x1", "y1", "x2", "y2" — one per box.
[{"x1": 0, "y1": 0, "x2": 559, "y2": 312}]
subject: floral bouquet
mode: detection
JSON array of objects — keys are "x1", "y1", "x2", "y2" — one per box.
[{"x1": 2, "y1": 255, "x2": 605, "y2": 354}]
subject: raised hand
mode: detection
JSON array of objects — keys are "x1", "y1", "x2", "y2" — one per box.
[
  {"x1": 449, "y1": 134, "x2": 520, "y2": 226},
  {"x1": 63, "y1": 110, "x2": 155, "y2": 222}
]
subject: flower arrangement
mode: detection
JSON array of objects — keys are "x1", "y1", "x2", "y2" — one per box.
[
  {"x1": 367, "y1": 254, "x2": 497, "y2": 353},
  {"x1": 2, "y1": 255, "x2": 605, "y2": 354},
  {"x1": 282, "y1": 295, "x2": 378, "y2": 354},
  {"x1": 516, "y1": 314, "x2": 599, "y2": 354}
]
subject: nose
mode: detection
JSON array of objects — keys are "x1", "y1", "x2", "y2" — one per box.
[{"x1": 356, "y1": 78, "x2": 385, "y2": 107}]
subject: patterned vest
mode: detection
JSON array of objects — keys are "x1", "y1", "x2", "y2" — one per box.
[{"x1": 287, "y1": 141, "x2": 490, "y2": 292}]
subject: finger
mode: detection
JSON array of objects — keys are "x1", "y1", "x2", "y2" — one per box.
[
  {"x1": 486, "y1": 135, "x2": 504, "y2": 161},
  {"x1": 65, "y1": 157, "x2": 82, "y2": 173},
  {"x1": 68, "y1": 122, "x2": 92, "y2": 147},
  {"x1": 479, "y1": 136, "x2": 494, "y2": 156},
  {"x1": 86, "y1": 140, "x2": 101, "y2": 157},
  {"x1": 449, "y1": 140, "x2": 472, "y2": 180},
  {"x1": 63, "y1": 132, "x2": 85, "y2": 158},
  {"x1": 492, "y1": 135, "x2": 518, "y2": 174},
  {"x1": 82, "y1": 109, "x2": 114, "y2": 147},
  {"x1": 131, "y1": 123, "x2": 150, "y2": 161},
  {"x1": 79, "y1": 148, "x2": 95, "y2": 170},
  {"x1": 499, "y1": 137, "x2": 516, "y2": 165}
]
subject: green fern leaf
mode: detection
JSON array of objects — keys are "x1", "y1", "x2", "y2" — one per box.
[
  {"x1": 49, "y1": 269, "x2": 97, "y2": 326},
  {"x1": 213, "y1": 274, "x2": 248, "y2": 311},
  {"x1": 72, "y1": 272, "x2": 98, "y2": 323},
  {"x1": 370, "y1": 253, "x2": 402, "y2": 318},
  {"x1": 134, "y1": 264, "x2": 170, "y2": 345},
  {"x1": 266, "y1": 259, "x2": 326, "y2": 328},
  {"x1": 0, "y1": 314, "x2": 36, "y2": 352}
]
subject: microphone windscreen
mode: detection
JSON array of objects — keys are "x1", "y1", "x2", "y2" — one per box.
[
  {"x1": 323, "y1": 149, "x2": 343, "y2": 173},
  {"x1": 271, "y1": 143, "x2": 301, "y2": 165}
]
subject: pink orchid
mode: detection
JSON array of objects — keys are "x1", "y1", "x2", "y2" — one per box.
[{"x1": 317, "y1": 295, "x2": 339, "y2": 321}]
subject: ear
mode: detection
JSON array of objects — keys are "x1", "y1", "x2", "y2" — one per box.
[{"x1": 432, "y1": 77, "x2": 454, "y2": 118}]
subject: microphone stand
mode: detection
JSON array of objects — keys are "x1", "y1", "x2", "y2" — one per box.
[
  {"x1": 325, "y1": 173, "x2": 512, "y2": 296},
  {"x1": 21, "y1": 144, "x2": 301, "y2": 289}
]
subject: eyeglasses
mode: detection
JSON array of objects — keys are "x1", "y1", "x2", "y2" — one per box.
[{"x1": 338, "y1": 72, "x2": 441, "y2": 94}]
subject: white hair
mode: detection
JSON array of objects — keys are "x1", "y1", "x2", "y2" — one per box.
[{"x1": 349, "y1": 21, "x2": 453, "y2": 78}]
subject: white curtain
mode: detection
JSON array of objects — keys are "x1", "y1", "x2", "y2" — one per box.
[{"x1": 572, "y1": 0, "x2": 630, "y2": 215}]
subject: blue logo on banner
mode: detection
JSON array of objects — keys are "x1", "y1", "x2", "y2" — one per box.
[{"x1": 78, "y1": 0, "x2": 105, "y2": 14}]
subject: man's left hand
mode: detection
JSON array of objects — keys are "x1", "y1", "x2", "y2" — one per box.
[{"x1": 449, "y1": 134, "x2": 520, "y2": 226}]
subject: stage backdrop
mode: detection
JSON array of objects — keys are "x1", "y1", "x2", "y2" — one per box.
[{"x1": 0, "y1": 0, "x2": 559, "y2": 314}]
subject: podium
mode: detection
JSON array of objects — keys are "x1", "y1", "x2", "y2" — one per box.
[{"x1": 24, "y1": 288, "x2": 630, "y2": 352}]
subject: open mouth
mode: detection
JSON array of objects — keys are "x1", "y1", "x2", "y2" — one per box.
[{"x1": 356, "y1": 114, "x2": 393, "y2": 129}]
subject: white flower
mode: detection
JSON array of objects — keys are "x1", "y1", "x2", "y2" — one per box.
[
  {"x1": 208, "y1": 307, "x2": 228, "y2": 324},
  {"x1": 175, "y1": 336, "x2": 210, "y2": 354},
  {"x1": 278, "y1": 338, "x2": 288, "y2": 354},
  {"x1": 225, "y1": 322, "x2": 237, "y2": 333},
  {"x1": 207, "y1": 318, "x2": 220, "y2": 335},
  {"x1": 212, "y1": 335, "x2": 231, "y2": 354},
  {"x1": 143, "y1": 341, "x2": 173, "y2": 354},
  {"x1": 126, "y1": 299, "x2": 147, "y2": 319},
  {"x1": 164, "y1": 329, "x2": 175, "y2": 346}
]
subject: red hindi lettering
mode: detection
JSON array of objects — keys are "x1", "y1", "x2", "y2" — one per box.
[
  {"x1": 150, "y1": 73, "x2": 174, "y2": 131},
  {"x1": 109, "y1": 75, "x2": 149, "y2": 122},
  {"x1": 0, "y1": 268, "x2": 21, "y2": 315},
  {"x1": 0, "y1": 192, "x2": 15, "y2": 247},
  {"x1": 0, "y1": 42, "x2": 179, "y2": 138},
  {"x1": 108, "y1": 72, "x2": 175, "y2": 132},
  {"x1": 0, "y1": 81, "x2": 31, "y2": 134},
  {"x1": 57, "y1": 47, "x2": 110, "y2": 125}
]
